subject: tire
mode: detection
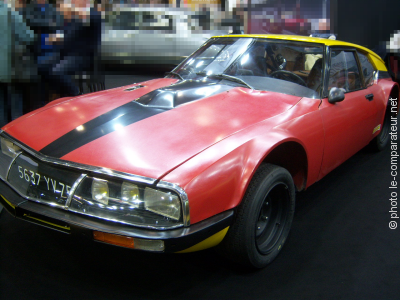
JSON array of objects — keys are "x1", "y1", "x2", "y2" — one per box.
[
  {"x1": 371, "y1": 104, "x2": 393, "y2": 151},
  {"x1": 218, "y1": 163, "x2": 295, "y2": 268}
]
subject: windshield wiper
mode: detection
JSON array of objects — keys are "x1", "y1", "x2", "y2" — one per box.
[
  {"x1": 165, "y1": 72, "x2": 184, "y2": 81},
  {"x1": 196, "y1": 72, "x2": 253, "y2": 90},
  {"x1": 215, "y1": 74, "x2": 254, "y2": 90}
]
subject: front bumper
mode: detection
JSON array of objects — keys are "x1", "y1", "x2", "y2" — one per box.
[{"x1": 0, "y1": 178, "x2": 233, "y2": 253}]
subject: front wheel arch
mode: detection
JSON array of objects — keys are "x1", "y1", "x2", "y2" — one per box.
[
  {"x1": 262, "y1": 141, "x2": 308, "y2": 191},
  {"x1": 218, "y1": 163, "x2": 295, "y2": 268}
]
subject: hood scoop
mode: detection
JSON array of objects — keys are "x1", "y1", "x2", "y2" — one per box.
[{"x1": 134, "y1": 80, "x2": 232, "y2": 109}]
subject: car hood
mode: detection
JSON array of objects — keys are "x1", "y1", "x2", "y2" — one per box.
[{"x1": 3, "y1": 78, "x2": 301, "y2": 180}]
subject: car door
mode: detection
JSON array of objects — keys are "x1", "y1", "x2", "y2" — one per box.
[{"x1": 318, "y1": 48, "x2": 380, "y2": 179}]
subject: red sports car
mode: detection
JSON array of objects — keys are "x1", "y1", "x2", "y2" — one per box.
[{"x1": 0, "y1": 35, "x2": 398, "y2": 268}]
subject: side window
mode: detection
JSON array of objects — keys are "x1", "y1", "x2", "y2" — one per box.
[
  {"x1": 140, "y1": 12, "x2": 173, "y2": 31},
  {"x1": 357, "y1": 52, "x2": 375, "y2": 87},
  {"x1": 107, "y1": 11, "x2": 138, "y2": 30},
  {"x1": 328, "y1": 50, "x2": 362, "y2": 92}
]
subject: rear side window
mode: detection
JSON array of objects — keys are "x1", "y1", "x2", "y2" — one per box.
[
  {"x1": 328, "y1": 50, "x2": 362, "y2": 92},
  {"x1": 141, "y1": 12, "x2": 173, "y2": 31},
  {"x1": 107, "y1": 11, "x2": 138, "y2": 30},
  {"x1": 357, "y1": 52, "x2": 375, "y2": 87}
]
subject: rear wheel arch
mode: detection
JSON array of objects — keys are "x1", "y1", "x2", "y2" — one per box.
[{"x1": 372, "y1": 85, "x2": 399, "y2": 151}]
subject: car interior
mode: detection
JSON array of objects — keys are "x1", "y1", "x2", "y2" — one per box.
[{"x1": 225, "y1": 41, "x2": 325, "y2": 92}]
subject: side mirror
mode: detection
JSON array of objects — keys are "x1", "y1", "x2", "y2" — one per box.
[{"x1": 328, "y1": 87, "x2": 345, "y2": 104}]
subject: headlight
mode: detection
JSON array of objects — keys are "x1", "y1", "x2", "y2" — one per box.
[
  {"x1": 0, "y1": 135, "x2": 186, "y2": 229},
  {"x1": 92, "y1": 178, "x2": 109, "y2": 205},
  {"x1": 70, "y1": 176, "x2": 182, "y2": 228},
  {"x1": 1, "y1": 136, "x2": 21, "y2": 158},
  {"x1": 0, "y1": 136, "x2": 22, "y2": 180},
  {"x1": 144, "y1": 188, "x2": 180, "y2": 220},
  {"x1": 121, "y1": 182, "x2": 140, "y2": 207}
]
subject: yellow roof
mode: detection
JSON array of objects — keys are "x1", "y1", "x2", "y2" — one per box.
[{"x1": 212, "y1": 34, "x2": 387, "y2": 71}]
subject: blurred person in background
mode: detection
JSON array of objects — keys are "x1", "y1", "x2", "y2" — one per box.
[
  {"x1": 193, "y1": 4, "x2": 210, "y2": 31},
  {"x1": 0, "y1": 0, "x2": 35, "y2": 127},
  {"x1": 23, "y1": 0, "x2": 63, "y2": 56},
  {"x1": 373, "y1": 31, "x2": 400, "y2": 85},
  {"x1": 220, "y1": 6, "x2": 245, "y2": 34},
  {"x1": 38, "y1": 0, "x2": 102, "y2": 98},
  {"x1": 22, "y1": 0, "x2": 63, "y2": 106},
  {"x1": 11, "y1": 0, "x2": 43, "y2": 114}
]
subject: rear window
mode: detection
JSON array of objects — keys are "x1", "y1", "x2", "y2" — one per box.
[
  {"x1": 357, "y1": 52, "x2": 375, "y2": 87},
  {"x1": 329, "y1": 50, "x2": 362, "y2": 92}
]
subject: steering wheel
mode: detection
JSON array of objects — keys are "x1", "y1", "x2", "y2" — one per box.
[{"x1": 270, "y1": 70, "x2": 307, "y2": 87}]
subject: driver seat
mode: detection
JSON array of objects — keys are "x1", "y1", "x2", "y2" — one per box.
[{"x1": 307, "y1": 58, "x2": 323, "y2": 93}]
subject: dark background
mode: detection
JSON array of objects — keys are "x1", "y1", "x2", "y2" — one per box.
[
  {"x1": 1, "y1": 1, "x2": 400, "y2": 297},
  {"x1": 0, "y1": 71, "x2": 399, "y2": 299},
  {"x1": 331, "y1": 0, "x2": 400, "y2": 50}
]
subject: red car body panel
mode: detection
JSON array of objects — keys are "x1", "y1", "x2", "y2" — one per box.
[
  {"x1": 5, "y1": 85, "x2": 301, "y2": 179},
  {"x1": 2, "y1": 77, "x2": 397, "y2": 226},
  {"x1": 319, "y1": 86, "x2": 381, "y2": 177},
  {"x1": 162, "y1": 80, "x2": 396, "y2": 224},
  {"x1": 1, "y1": 77, "x2": 397, "y2": 226},
  {"x1": 163, "y1": 96, "x2": 325, "y2": 223},
  {"x1": 3, "y1": 78, "x2": 178, "y2": 151},
  {"x1": 1, "y1": 35, "x2": 400, "y2": 259}
]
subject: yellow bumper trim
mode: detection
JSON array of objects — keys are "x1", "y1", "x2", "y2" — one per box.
[
  {"x1": 176, "y1": 226, "x2": 229, "y2": 253},
  {"x1": 23, "y1": 213, "x2": 71, "y2": 231},
  {"x1": 0, "y1": 194, "x2": 16, "y2": 209}
]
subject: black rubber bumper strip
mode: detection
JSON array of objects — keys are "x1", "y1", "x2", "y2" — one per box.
[{"x1": 0, "y1": 179, "x2": 234, "y2": 253}]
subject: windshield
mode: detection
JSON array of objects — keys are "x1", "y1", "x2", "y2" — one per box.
[{"x1": 170, "y1": 37, "x2": 325, "y2": 98}]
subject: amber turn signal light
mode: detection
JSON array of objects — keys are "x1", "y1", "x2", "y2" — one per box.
[{"x1": 93, "y1": 231, "x2": 134, "y2": 249}]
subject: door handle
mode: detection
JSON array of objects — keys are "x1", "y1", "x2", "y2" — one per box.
[{"x1": 365, "y1": 93, "x2": 374, "y2": 101}]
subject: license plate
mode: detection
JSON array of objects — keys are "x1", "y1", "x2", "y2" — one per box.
[
  {"x1": 16, "y1": 165, "x2": 72, "y2": 198},
  {"x1": 7, "y1": 154, "x2": 81, "y2": 207}
]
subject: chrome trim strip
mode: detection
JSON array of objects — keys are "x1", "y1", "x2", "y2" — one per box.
[
  {"x1": 377, "y1": 70, "x2": 391, "y2": 80},
  {"x1": 65, "y1": 174, "x2": 87, "y2": 209},
  {"x1": 66, "y1": 208, "x2": 184, "y2": 230},
  {"x1": 5, "y1": 151, "x2": 22, "y2": 181},
  {"x1": 20, "y1": 200, "x2": 232, "y2": 239},
  {"x1": 322, "y1": 45, "x2": 330, "y2": 99},
  {"x1": 0, "y1": 132, "x2": 156, "y2": 185},
  {"x1": 0, "y1": 177, "x2": 184, "y2": 230},
  {"x1": 157, "y1": 180, "x2": 190, "y2": 227},
  {"x1": 1, "y1": 133, "x2": 191, "y2": 229}
]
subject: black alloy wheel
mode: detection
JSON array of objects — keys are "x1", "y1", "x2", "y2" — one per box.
[
  {"x1": 372, "y1": 102, "x2": 395, "y2": 151},
  {"x1": 218, "y1": 163, "x2": 295, "y2": 268}
]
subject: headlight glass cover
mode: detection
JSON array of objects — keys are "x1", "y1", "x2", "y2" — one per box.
[
  {"x1": 70, "y1": 176, "x2": 182, "y2": 228},
  {"x1": 0, "y1": 135, "x2": 184, "y2": 229},
  {"x1": 0, "y1": 136, "x2": 21, "y2": 180},
  {"x1": 1, "y1": 136, "x2": 21, "y2": 158}
]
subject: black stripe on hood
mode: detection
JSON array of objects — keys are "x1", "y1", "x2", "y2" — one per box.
[
  {"x1": 39, "y1": 80, "x2": 233, "y2": 158},
  {"x1": 39, "y1": 102, "x2": 166, "y2": 158}
]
